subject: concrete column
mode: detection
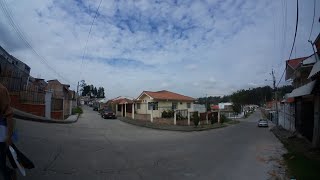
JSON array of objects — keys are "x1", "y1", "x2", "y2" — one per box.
[
  {"x1": 198, "y1": 112, "x2": 201, "y2": 125},
  {"x1": 218, "y1": 110, "x2": 221, "y2": 123},
  {"x1": 124, "y1": 103, "x2": 127, "y2": 117},
  {"x1": 313, "y1": 95, "x2": 320, "y2": 148},
  {"x1": 188, "y1": 112, "x2": 190, "y2": 126},
  {"x1": 132, "y1": 103, "x2": 135, "y2": 119},
  {"x1": 150, "y1": 109, "x2": 153, "y2": 122},
  {"x1": 116, "y1": 104, "x2": 118, "y2": 116},
  {"x1": 69, "y1": 100, "x2": 72, "y2": 115},
  {"x1": 206, "y1": 112, "x2": 209, "y2": 124},
  {"x1": 45, "y1": 91, "x2": 52, "y2": 119},
  {"x1": 174, "y1": 111, "x2": 176, "y2": 125},
  {"x1": 121, "y1": 104, "x2": 123, "y2": 117},
  {"x1": 62, "y1": 97, "x2": 65, "y2": 120}
]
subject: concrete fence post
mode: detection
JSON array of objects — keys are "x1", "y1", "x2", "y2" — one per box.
[
  {"x1": 206, "y1": 112, "x2": 209, "y2": 124},
  {"x1": 45, "y1": 91, "x2": 52, "y2": 119},
  {"x1": 151, "y1": 109, "x2": 153, "y2": 123},
  {"x1": 124, "y1": 103, "x2": 127, "y2": 117},
  {"x1": 218, "y1": 110, "x2": 221, "y2": 123},
  {"x1": 62, "y1": 97, "x2": 65, "y2": 120},
  {"x1": 198, "y1": 112, "x2": 201, "y2": 125},
  {"x1": 174, "y1": 111, "x2": 176, "y2": 125},
  {"x1": 121, "y1": 104, "x2": 123, "y2": 117},
  {"x1": 188, "y1": 112, "x2": 190, "y2": 126},
  {"x1": 69, "y1": 100, "x2": 72, "y2": 115},
  {"x1": 132, "y1": 103, "x2": 135, "y2": 119}
]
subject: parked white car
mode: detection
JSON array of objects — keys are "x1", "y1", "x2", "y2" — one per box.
[{"x1": 257, "y1": 119, "x2": 268, "y2": 127}]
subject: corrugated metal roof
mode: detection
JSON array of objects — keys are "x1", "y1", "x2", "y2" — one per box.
[
  {"x1": 287, "y1": 80, "x2": 316, "y2": 98},
  {"x1": 303, "y1": 54, "x2": 318, "y2": 65}
]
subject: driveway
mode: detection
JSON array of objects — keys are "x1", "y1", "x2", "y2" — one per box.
[{"x1": 14, "y1": 106, "x2": 285, "y2": 180}]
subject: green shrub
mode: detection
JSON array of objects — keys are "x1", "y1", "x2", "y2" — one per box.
[
  {"x1": 162, "y1": 110, "x2": 174, "y2": 118},
  {"x1": 167, "y1": 110, "x2": 174, "y2": 118},
  {"x1": 176, "y1": 112, "x2": 186, "y2": 120},
  {"x1": 191, "y1": 112, "x2": 200, "y2": 127},
  {"x1": 210, "y1": 114, "x2": 217, "y2": 124},
  {"x1": 162, "y1": 111, "x2": 168, "y2": 118},
  {"x1": 72, "y1": 107, "x2": 83, "y2": 115},
  {"x1": 220, "y1": 114, "x2": 227, "y2": 124}
]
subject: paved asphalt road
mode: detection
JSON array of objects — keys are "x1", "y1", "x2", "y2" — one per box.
[{"x1": 13, "y1": 106, "x2": 285, "y2": 180}]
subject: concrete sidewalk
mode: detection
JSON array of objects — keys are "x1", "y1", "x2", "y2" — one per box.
[{"x1": 13, "y1": 108, "x2": 79, "y2": 124}]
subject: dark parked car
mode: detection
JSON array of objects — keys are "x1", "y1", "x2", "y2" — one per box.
[
  {"x1": 93, "y1": 106, "x2": 99, "y2": 111},
  {"x1": 102, "y1": 109, "x2": 116, "y2": 119}
]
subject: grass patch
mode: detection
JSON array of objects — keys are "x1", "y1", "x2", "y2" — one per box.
[
  {"x1": 72, "y1": 106, "x2": 83, "y2": 115},
  {"x1": 283, "y1": 152, "x2": 320, "y2": 180},
  {"x1": 276, "y1": 135, "x2": 320, "y2": 180}
]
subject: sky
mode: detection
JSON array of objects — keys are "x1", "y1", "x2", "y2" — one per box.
[{"x1": 0, "y1": 0, "x2": 319, "y2": 99}]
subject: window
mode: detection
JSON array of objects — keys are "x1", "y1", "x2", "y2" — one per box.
[
  {"x1": 137, "y1": 103, "x2": 141, "y2": 109},
  {"x1": 172, "y1": 102, "x2": 177, "y2": 110},
  {"x1": 187, "y1": 103, "x2": 191, "y2": 108},
  {"x1": 148, "y1": 102, "x2": 158, "y2": 110}
]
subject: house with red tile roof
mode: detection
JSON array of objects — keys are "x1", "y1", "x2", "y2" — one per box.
[
  {"x1": 283, "y1": 32, "x2": 320, "y2": 147},
  {"x1": 135, "y1": 90, "x2": 195, "y2": 118}
]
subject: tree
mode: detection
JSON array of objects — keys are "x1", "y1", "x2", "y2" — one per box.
[
  {"x1": 82, "y1": 85, "x2": 91, "y2": 96},
  {"x1": 93, "y1": 87, "x2": 97, "y2": 97},
  {"x1": 232, "y1": 103, "x2": 242, "y2": 114},
  {"x1": 196, "y1": 85, "x2": 293, "y2": 110},
  {"x1": 97, "y1": 87, "x2": 105, "y2": 98}
]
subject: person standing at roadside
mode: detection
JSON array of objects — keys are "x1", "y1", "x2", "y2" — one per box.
[{"x1": 0, "y1": 64, "x2": 15, "y2": 180}]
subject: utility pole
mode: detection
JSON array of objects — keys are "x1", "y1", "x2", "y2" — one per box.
[
  {"x1": 272, "y1": 69, "x2": 278, "y2": 125},
  {"x1": 205, "y1": 94, "x2": 208, "y2": 124},
  {"x1": 76, "y1": 81, "x2": 79, "y2": 106},
  {"x1": 205, "y1": 94, "x2": 208, "y2": 111}
]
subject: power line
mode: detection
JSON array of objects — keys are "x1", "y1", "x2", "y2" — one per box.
[
  {"x1": 80, "y1": 0, "x2": 103, "y2": 78},
  {"x1": 277, "y1": 0, "x2": 299, "y2": 87},
  {"x1": 0, "y1": 0, "x2": 75, "y2": 85},
  {"x1": 308, "y1": 0, "x2": 316, "y2": 40}
]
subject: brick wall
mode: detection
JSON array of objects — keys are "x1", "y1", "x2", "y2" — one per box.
[
  {"x1": 176, "y1": 119, "x2": 189, "y2": 126},
  {"x1": 126, "y1": 112, "x2": 132, "y2": 118},
  {"x1": 153, "y1": 118, "x2": 174, "y2": 125},
  {"x1": 10, "y1": 94, "x2": 45, "y2": 117},
  {"x1": 135, "y1": 114, "x2": 150, "y2": 121},
  {"x1": 51, "y1": 111, "x2": 63, "y2": 120}
]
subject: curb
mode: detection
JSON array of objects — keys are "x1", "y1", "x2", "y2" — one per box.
[
  {"x1": 13, "y1": 109, "x2": 80, "y2": 124},
  {"x1": 119, "y1": 118, "x2": 230, "y2": 132}
]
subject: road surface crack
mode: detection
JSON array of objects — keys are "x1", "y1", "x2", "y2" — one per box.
[{"x1": 42, "y1": 145, "x2": 62, "y2": 172}]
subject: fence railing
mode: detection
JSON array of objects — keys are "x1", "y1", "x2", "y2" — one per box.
[
  {"x1": 20, "y1": 90, "x2": 45, "y2": 104},
  {"x1": 0, "y1": 76, "x2": 25, "y2": 92}
]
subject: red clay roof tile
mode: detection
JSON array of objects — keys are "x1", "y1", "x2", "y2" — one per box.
[{"x1": 143, "y1": 90, "x2": 195, "y2": 101}]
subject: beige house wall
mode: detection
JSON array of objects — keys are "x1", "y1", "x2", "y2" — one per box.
[{"x1": 135, "y1": 93, "x2": 193, "y2": 118}]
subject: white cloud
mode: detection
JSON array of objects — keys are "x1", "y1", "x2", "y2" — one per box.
[{"x1": 0, "y1": 0, "x2": 319, "y2": 98}]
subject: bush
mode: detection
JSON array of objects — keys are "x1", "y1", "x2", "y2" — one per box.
[
  {"x1": 72, "y1": 107, "x2": 83, "y2": 115},
  {"x1": 220, "y1": 114, "x2": 227, "y2": 124},
  {"x1": 210, "y1": 114, "x2": 217, "y2": 124},
  {"x1": 162, "y1": 111, "x2": 168, "y2": 118},
  {"x1": 191, "y1": 112, "x2": 200, "y2": 127},
  {"x1": 161, "y1": 110, "x2": 174, "y2": 118}
]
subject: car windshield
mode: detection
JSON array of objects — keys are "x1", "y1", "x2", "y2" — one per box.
[{"x1": 0, "y1": 0, "x2": 318, "y2": 179}]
